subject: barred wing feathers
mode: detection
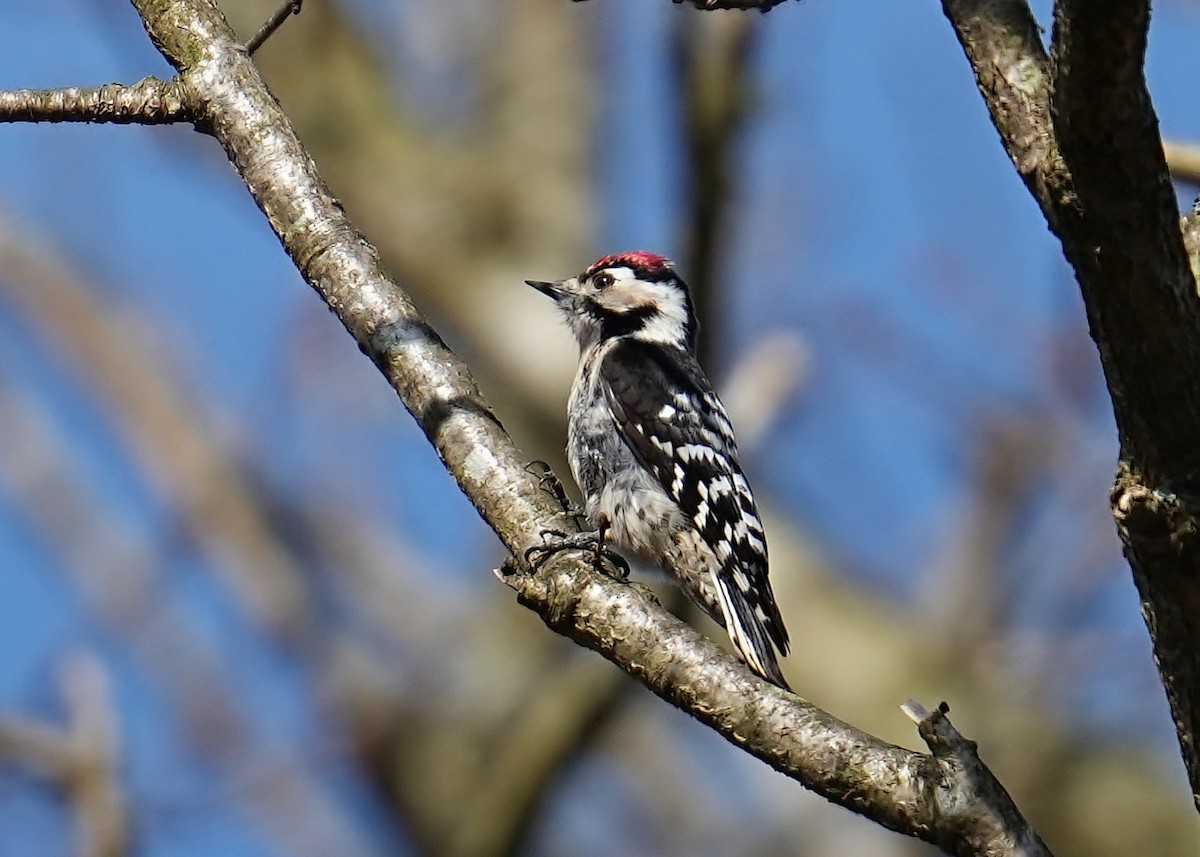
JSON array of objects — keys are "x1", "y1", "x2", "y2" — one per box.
[{"x1": 598, "y1": 339, "x2": 790, "y2": 685}]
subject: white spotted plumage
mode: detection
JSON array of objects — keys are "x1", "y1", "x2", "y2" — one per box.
[{"x1": 526, "y1": 251, "x2": 790, "y2": 687}]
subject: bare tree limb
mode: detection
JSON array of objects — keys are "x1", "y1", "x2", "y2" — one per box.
[
  {"x1": 0, "y1": 77, "x2": 191, "y2": 124},
  {"x1": 940, "y1": 0, "x2": 1076, "y2": 232},
  {"x1": 943, "y1": 0, "x2": 1200, "y2": 809},
  {"x1": 1050, "y1": 0, "x2": 1200, "y2": 469},
  {"x1": 902, "y1": 701, "x2": 1051, "y2": 857}
]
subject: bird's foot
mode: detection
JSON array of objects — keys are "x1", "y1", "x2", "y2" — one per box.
[
  {"x1": 525, "y1": 461, "x2": 587, "y2": 524},
  {"x1": 523, "y1": 513, "x2": 629, "y2": 581}
]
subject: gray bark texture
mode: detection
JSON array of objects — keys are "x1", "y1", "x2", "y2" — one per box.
[{"x1": 942, "y1": 0, "x2": 1200, "y2": 810}]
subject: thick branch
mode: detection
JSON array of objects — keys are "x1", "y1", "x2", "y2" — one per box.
[
  {"x1": 1050, "y1": 0, "x2": 1200, "y2": 474},
  {"x1": 943, "y1": 0, "x2": 1200, "y2": 809},
  {"x1": 0, "y1": 77, "x2": 191, "y2": 124},
  {"x1": 1052, "y1": 1, "x2": 1200, "y2": 807}
]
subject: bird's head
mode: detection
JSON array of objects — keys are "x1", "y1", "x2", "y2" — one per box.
[{"x1": 526, "y1": 251, "x2": 697, "y2": 352}]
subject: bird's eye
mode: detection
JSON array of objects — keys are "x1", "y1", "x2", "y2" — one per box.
[{"x1": 593, "y1": 272, "x2": 615, "y2": 290}]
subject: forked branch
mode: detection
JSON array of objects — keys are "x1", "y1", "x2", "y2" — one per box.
[{"x1": 943, "y1": 0, "x2": 1200, "y2": 810}]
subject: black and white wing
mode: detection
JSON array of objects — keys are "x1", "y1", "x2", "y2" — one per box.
[{"x1": 598, "y1": 338, "x2": 790, "y2": 685}]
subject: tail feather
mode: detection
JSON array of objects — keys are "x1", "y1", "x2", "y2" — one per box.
[{"x1": 712, "y1": 573, "x2": 790, "y2": 689}]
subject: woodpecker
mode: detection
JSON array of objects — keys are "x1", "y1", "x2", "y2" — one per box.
[{"x1": 526, "y1": 251, "x2": 790, "y2": 687}]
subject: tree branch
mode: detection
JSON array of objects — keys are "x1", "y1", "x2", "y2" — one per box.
[
  {"x1": 1049, "y1": 1, "x2": 1200, "y2": 810},
  {"x1": 903, "y1": 701, "x2": 1051, "y2": 857},
  {"x1": 499, "y1": 554, "x2": 1051, "y2": 855},
  {"x1": 1050, "y1": 0, "x2": 1200, "y2": 472},
  {"x1": 943, "y1": 0, "x2": 1200, "y2": 809},
  {"x1": 244, "y1": 0, "x2": 302, "y2": 55},
  {"x1": 0, "y1": 77, "x2": 191, "y2": 124}
]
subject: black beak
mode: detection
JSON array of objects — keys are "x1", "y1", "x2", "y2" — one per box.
[{"x1": 525, "y1": 279, "x2": 563, "y2": 299}]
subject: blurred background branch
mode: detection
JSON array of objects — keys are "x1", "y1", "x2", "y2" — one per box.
[{"x1": 0, "y1": 654, "x2": 125, "y2": 857}]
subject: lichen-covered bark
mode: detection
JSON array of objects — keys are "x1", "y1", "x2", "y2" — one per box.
[{"x1": 0, "y1": 77, "x2": 190, "y2": 124}]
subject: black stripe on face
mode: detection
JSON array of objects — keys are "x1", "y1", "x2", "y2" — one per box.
[{"x1": 597, "y1": 303, "x2": 657, "y2": 340}]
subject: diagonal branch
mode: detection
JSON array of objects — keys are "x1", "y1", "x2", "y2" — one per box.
[
  {"x1": 244, "y1": 0, "x2": 303, "y2": 55},
  {"x1": 500, "y1": 555, "x2": 1051, "y2": 856}
]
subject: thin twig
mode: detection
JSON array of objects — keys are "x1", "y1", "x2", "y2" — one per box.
[{"x1": 245, "y1": 0, "x2": 304, "y2": 55}]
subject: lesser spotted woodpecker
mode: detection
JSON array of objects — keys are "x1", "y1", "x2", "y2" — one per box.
[{"x1": 526, "y1": 251, "x2": 790, "y2": 687}]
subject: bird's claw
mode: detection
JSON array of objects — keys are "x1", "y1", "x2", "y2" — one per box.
[
  {"x1": 526, "y1": 461, "x2": 586, "y2": 523},
  {"x1": 523, "y1": 527, "x2": 630, "y2": 581}
]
